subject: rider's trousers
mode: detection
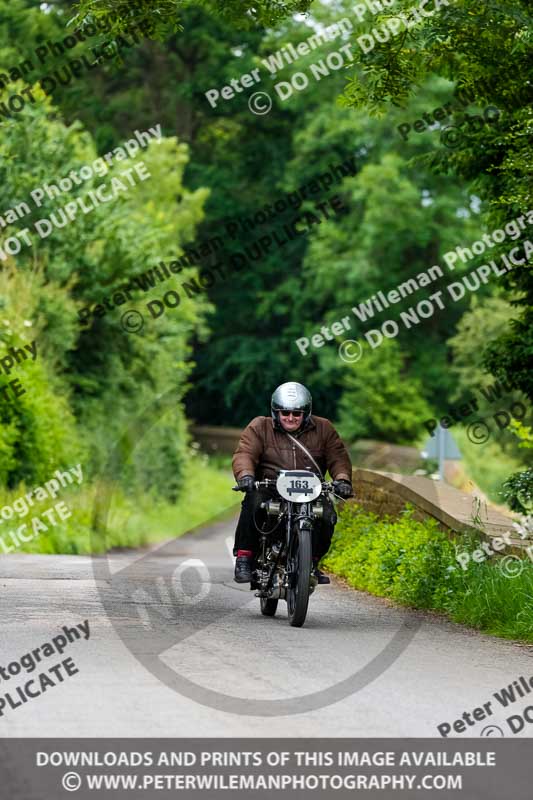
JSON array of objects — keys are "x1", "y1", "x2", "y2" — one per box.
[{"x1": 232, "y1": 487, "x2": 337, "y2": 561}]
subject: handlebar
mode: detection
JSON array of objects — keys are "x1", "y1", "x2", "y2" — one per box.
[
  {"x1": 231, "y1": 479, "x2": 277, "y2": 492},
  {"x1": 233, "y1": 478, "x2": 331, "y2": 490},
  {"x1": 232, "y1": 478, "x2": 351, "y2": 498}
]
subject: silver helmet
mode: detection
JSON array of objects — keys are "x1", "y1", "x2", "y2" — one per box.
[{"x1": 271, "y1": 382, "x2": 312, "y2": 427}]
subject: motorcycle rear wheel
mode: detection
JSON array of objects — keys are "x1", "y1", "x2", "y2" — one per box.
[
  {"x1": 286, "y1": 526, "x2": 312, "y2": 627},
  {"x1": 260, "y1": 597, "x2": 278, "y2": 616}
]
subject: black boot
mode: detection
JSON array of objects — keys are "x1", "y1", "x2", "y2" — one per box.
[
  {"x1": 234, "y1": 556, "x2": 252, "y2": 583},
  {"x1": 313, "y1": 560, "x2": 331, "y2": 585}
]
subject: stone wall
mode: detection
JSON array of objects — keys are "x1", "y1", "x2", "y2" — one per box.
[
  {"x1": 351, "y1": 473, "x2": 433, "y2": 526},
  {"x1": 351, "y1": 468, "x2": 527, "y2": 553},
  {"x1": 191, "y1": 426, "x2": 241, "y2": 455}
]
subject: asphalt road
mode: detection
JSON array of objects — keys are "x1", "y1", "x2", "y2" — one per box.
[{"x1": 1, "y1": 513, "x2": 532, "y2": 738}]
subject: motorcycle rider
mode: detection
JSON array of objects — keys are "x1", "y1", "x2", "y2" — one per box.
[{"x1": 232, "y1": 381, "x2": 353, "y2": 584}]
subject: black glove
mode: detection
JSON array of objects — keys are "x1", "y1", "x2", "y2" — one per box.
[
  {"x1": 237, "y1": 475, "x2": 255, "y2": 493},
  {"x1": 333, "y1": 479, "x2": 353, "y2": 499}
]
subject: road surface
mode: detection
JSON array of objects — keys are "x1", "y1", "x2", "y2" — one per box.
[{"x1": 1, "y1": 513, "x2": 531, "y2": 737}]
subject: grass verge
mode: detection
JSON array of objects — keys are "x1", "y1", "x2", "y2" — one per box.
[
  {"x1": 0, "y1": 453, "x2": 239, "y2": 556},
  {"x1": 322, "y1": 503, "x2": 533, "y2": 642}
]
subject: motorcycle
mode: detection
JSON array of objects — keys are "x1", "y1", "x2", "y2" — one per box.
[{"x1": 233, "y1": 470, "x2": 339, "y2": 628}]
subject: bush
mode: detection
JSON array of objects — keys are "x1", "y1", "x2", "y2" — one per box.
[
  {"x1": 323, "y1": 503, "x2": 533, "y2": 642},
  {"x1": 0, "y1": 266, "x2": 84, "y2": 487},
  {"x1": 501, "y1": 468, "x2": 533, "y2": 514}
]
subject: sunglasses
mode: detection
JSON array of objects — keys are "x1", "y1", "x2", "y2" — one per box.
[{"x1": 279, "y1": 410, "x2": 303, "y2": 418}]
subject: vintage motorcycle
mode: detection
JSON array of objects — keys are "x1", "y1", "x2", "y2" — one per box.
[{"x1": 233, "y1": 470, "x2": 339, "y2": 628}]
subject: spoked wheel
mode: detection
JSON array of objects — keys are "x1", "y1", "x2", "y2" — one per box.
[
  {"x1": 260, "y1": 597, "x2": 278, "y2": 616},
  {"x1": 286, "y1": 526, "x2": 312, "y2": 627}
]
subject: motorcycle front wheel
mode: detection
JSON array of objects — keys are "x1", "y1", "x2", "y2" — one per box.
[{"x1": 286, "y1": 526, "x2": 312, "y2": 627}]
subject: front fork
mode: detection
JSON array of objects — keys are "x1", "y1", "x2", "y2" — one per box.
[{"x1": 285, "y1": 505, "x2": 316, "y2": 593}]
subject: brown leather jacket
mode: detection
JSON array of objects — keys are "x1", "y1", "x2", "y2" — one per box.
[{"x1": 232, "y1": 415, "x2": 352, "y2": 482}]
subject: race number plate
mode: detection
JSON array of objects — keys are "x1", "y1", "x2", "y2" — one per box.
[{"x1": 276, "y1": 470, "x2": 322, "y2": 502}]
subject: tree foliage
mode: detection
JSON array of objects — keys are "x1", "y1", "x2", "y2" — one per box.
[
  {"x1": 70, "y1": 0, "x2": 314, "y2": 39},
  {"x1": 339, "y1": 0, "x2": 532, "y2": 401},
  {"x1": 0, "y1": 73, "x2": 209, "y2": 494},
  {"x1": 0, "y1": 0, "x2": 530, "y2": 504}
]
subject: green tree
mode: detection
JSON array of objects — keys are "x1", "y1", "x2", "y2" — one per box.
[
  {"x1": 0, "y1": 80, "x2": 210, "y2": 495},
  {"x1": 338, "y1": 0, "x2": 532, "y2": 403},
  {"x1": 447, "y1": 295, "x2": 520, "y2": 398},
  {"x1": 336, "y1": 338, "x2": 433, "y2": 443}
]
